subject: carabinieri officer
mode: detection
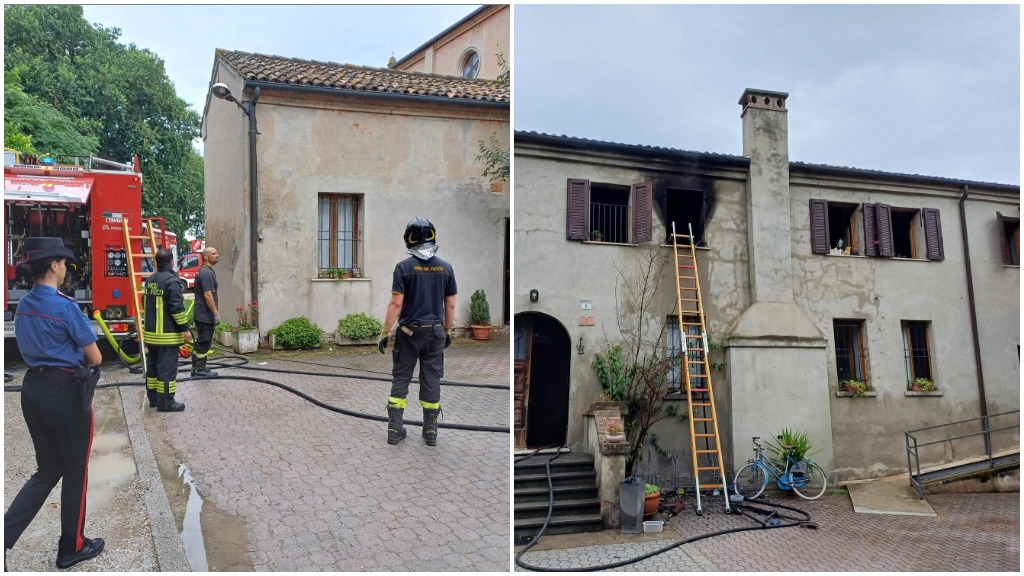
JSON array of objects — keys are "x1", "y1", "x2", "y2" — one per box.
[{"x1": 4, "y1": 238, "x2": 105, "y2": 570}]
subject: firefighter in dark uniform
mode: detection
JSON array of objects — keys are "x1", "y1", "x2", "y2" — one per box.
[
  {"x1": 5, "y1": 238, "x2": 105, "y2": 569},
  {"x1": 190, "y1": 246, "x2": 220, "y2": 378},
  {"x1": 379, "y1": 218, "x2": 457, "y2": 446},
  {"x1": 143, "y1": 248, "x2": 191, "y2": 412}
]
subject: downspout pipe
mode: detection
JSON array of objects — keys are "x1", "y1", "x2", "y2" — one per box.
[
  {"x1": 245, "y1": 86, "x2": 261, "y2": 326},
  {"x1": 959, "y1": 185, "x2": 991, "y2": 455}
]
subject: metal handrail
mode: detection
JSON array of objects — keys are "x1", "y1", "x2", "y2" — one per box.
[{"x1": 905, "y1": 410, "x2": 1020, "y2": 498}]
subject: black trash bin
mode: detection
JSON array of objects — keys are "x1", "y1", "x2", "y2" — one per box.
[{"x1": 619, "y1": 477, "x2": 645, "y2": 534}]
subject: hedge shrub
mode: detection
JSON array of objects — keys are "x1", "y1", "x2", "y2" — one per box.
[
  {"x1": 337, "y1": 313, "x2": 383, "y2": 342},
  {"x1": 268, "y1": 317, "x2": 323, "y2": 349}
]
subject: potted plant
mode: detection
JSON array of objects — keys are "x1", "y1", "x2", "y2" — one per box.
[
  {"x1": 591, "y1": 230, "x2": 603, "y2": 242},
  {"x1": 469, "y1": 289, "x2": 492, "y2": 340},
  {"x1": 909, "y1": 377, "x2": 936, "y2": 392},
  {"x1": 841, "y1": 379, "x2": 867, "y2": 398},
  {"x1": 605, "y1": 421, "x2": 625, "y2": 443},
  {"x1": 352, "y1": 268, "x2": 362, "y2": 279},
  {"x1": 335, "y1": 313, "x2": 383, "y2": 346},
  {"x1": 268, "y1": 317, "x2": 324, "y2": 350},
  {"x1": 643, "y1": 483, "x2": 661, "y2": 521},
  {"x1": 214, "y1": 321, "x2": 234, "y2": 347},
  {"x1": 232, "y1": 301, "x2": 260, "y2": 354}
]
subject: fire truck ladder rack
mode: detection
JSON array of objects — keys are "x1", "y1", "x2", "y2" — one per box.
[
  {"x1": 122, "y1": 216, "x2": 167, "y2": 374},
  {"x1": 671, "y1": 221, "x2": 730, "y2": 515}
]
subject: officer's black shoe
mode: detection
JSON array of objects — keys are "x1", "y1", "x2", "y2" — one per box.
[
  {"x1": 387, "y1": 406, "x2": 406, "y2": 445},
  {"x1": 55, "y1": 537, "x2": 104, "y2": 569},
  {"x1": 158, "y1": 394, "x2": 185, "y2": 412},
  {"x1": 146, "y1": 389, "x2": 158, "y2": 408},
  {"x1": 422, "y1": 407, "x2": 441, "y2": 446}
]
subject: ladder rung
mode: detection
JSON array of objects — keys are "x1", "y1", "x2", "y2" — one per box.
[
  {"x1": 686, "y1": 347, "x2": 705, "y2": 352},
  {"x1": 686, "y1": 360, "x2": 707, "y2": 364},
  {"x1": 694, "y1": 418, "x2": 713, "y2": 422},
  {"x1": 678, "y1": 276, "x2": 696, "y2": 280},
  {"x1": 691, "y1": 403, "x2": 711, "y2": 406},
  {"x1": 696, "y1": 450, "x2": 718, "y2": 454},
  {"x1": 678, "y1": 298, "x2": 699, "y2": 302},
  {"x1": 673, "y1": 234, "x2": 691, "y2": 238},
  {"x1": 678, "y1": 265, "x2": 695, "y2": 269},
  {"x1": 697, "y1": 467, "x2": 721, "y2": 471},
  {"x1": 685, "y1": 334, "x2": 704, "y2": 338},
  {"x1": 681, "y1": 322, "x2": 703, "y2": 326},
  {"x1": 694, "y1": 434, "x2": 716, "y2": 437},
  {"x1": 689, "y1": 388, "x2": 710, "y2": 393}
]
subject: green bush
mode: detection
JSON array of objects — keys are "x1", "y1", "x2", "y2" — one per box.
[
  {"x1": 592, "y1": 345, "x2": 631, "y2": 401},
  {"x1": 337, "y1": 313, "x2": 383, "y2": 342},
  {"x1": 645, "y1": 483, "x2": 660, "y2": 495},
  {"x1": 765, "y1": 428, "x2": 820, "y2": 464},
  {"x1": 469, "y1": 289, "x2": 490, "y2": 326},
  {"x1": 214, "y1": 322, "x2": 234, "y2": 333},
  {"x1": 267, "y1": 317, "x2": 323, "y2": 350}
]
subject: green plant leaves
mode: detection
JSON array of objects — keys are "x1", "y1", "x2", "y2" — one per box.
[{"x1": 337, "y1": 313, "x2": 383, "y2": 342}]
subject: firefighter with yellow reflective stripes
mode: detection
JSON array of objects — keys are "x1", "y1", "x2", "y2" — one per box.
[
  {"x1": 143, "y1": 249, "x2": 191, "y2": 412},
  {"x1": 379, "y1": 218, "x2": 457, "y2": 446}
]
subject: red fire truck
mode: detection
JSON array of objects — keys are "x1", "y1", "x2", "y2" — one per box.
[{"x1": 4, "y1": 153, "x2": 173, "y2": 341}]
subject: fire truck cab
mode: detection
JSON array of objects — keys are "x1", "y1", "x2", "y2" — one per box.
[{"x1": 4, "y1": 153, "x2": 169, "y2": 340}]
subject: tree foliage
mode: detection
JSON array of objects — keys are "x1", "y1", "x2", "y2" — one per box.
[
  {"x1": 476, "y1": 46, "x2": 510, "y2": 183},
  {"x1": 4, "y1": 67, "x2": 100, "y2": 157},
  {"x1": 3, "y1": 4, "x2": 204, "y2": 251}
]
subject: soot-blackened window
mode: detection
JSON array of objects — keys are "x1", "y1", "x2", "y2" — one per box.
[
  {"x1": 589, "y1": 183, "x2": 630, "y2": 243},
  {"x1": 665, "y1": 188, "x2": 706, "y2": 245}
]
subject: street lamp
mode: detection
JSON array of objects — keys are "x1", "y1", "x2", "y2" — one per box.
[{"x1": 211, "y1": 82, "x2": 261, "y2": 323}]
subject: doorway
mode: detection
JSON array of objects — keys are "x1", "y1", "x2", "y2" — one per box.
[
  {"x1": 503, "y1": 218, "x2": 510, "y2": 325},
  {"x1": 514, "y1": 312, "x2": 571, "y2": 450}
]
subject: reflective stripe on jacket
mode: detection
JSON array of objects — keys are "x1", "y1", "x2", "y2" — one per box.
[{"x1": 143, "y1": 265, "x2": 190, "y2": 346}]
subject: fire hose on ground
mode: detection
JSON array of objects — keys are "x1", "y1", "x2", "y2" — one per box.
[
  {"x1": 513, "y1": 448, "x2": 816, "y2": 571},
  {"x1": 4, "y1": 315, "x2": 509, "y2": 435}
]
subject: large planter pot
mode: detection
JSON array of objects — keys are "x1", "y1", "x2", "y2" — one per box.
[
  {"x1": 643, "y1": 492, "x2": 660, "y2": 521},
  {"x1": 471, "y1": 325, "x2": 492, "y2": 340},
  {"x1": 334, "y1": 330, "x2": 377, "y2": 346},
  {"x1": 606, "y1": 434, "x2": 625, "y2": 443},
  {"x1": 232, "y1": 329, "x2": 260, "y2": 354},
  {"x1": 214, "y1": 330, "x2": 233, "y2": 347}
]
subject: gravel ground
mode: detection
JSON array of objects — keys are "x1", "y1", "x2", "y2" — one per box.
[{"x1": 4, "y1": 372, "x2": 158, "y2": 572}]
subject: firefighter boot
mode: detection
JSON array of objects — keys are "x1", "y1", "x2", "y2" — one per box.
[
  {"x1": 422, "y1": 404, "x2": 441, "y2": 446},
  {"x1": 158, "y1": 383, "x2": 185, "y2": 412},
  {"x1": 387, "y1": 405, "x2": 407, "y2": 445},
  {"x1": 191, "y1": 356, "x2": 218, "y2": 379}
]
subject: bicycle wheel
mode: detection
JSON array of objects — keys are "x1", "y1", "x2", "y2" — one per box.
[
  {"x1": 733, "y1": 462, "x2": 767, "y2": 499},
  {"x1": 791, "y1": 461, "x2": 827, "y2": 500}
]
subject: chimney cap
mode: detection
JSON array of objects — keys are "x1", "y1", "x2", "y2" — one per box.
[{"x1": 739, "y1": 88, "x2": 789, "y2": 115}]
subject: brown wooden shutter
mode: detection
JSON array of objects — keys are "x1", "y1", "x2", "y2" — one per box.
[
  {"x1": 922, "y1": 208, "x2": 944, "y2": 261},
  {"x1": 997, "y1": 212, "x2": 1010, "y2": 264},
  {"x1": 632, "y1": 182, "x2": 653, "y2": 243},
  {"x1": 876, "y1": 203, "x2": 895, "y2": 257},
  {"x1": 566, "y1": 179, "x2": 590, "y2": 240},
  {"x1": 809, "y1": 199, "x2": 830, "y2": 254},
  {"x1": 862, "y1": 203, "x2": 879, "y2": 257}
]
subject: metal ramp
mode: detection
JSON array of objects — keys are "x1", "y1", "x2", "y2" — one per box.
[
  {"x1": 671, "y1": 222, "x2": 730, "y2": 515},
  {"x1": 905, "y1": 410, "x2": 1020, "y2": 498}
]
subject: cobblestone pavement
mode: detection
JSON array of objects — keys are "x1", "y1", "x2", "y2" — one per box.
[
  {"x1": 516, "y1": 492, "x2": 1019, "y2": 571},
  {"x1": 143, "y1": 337, "x2": 510, "y2": 572}
]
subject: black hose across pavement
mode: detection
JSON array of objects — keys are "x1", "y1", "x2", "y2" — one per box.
[
  {"x1": 513, "y1": 450, "x2": 814, "y2": 571},
  {"x1": 4, "y1": 351, "x2": 509, "y2": 434}
]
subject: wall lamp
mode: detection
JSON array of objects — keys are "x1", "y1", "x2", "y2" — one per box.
[
  {"x1": 577, "y1": 337, "x2": 585, "y2": 355},
  {"x1": 529, "y1": 289, "x2": 539, "y2": 302}
]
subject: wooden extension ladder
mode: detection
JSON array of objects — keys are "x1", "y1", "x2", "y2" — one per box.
[
  {"x1": 122, "y1": 216, "x2": 168, "y2": 374},
  {"x1": 671, "y1": 222, "x2": 730, "y2": 515}
]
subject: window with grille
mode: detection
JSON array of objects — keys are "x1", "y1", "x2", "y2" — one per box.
[
  {"x1": 901, "y1": 321, "x2": 933, "y2": 382},
  {"x1": 667, "y1": 315, "x2": 703, "y2": 393},
  {"x1": 317, "y1": 194, "x2": 361, "y2": 270},
  {"x1": 833, "y1": 320, "x2": 868, "y2": 387}
]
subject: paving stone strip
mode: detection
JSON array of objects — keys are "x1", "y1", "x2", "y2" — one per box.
[{"x1": 120, "y1": 386, "x2": 192, "y2": 572}]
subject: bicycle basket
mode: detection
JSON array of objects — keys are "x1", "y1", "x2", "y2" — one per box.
[{"x1": 791, "y1": 460, "x2": 808, "y2": 476}]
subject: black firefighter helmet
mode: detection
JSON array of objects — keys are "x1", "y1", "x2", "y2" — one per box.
[{"x1": 404, "y1": 217, "x2": 436, "y2": 248}]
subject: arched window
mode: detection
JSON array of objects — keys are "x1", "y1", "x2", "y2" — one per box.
[{"x1": 460, "y1": 50, "x2": 480, "y2": 79}]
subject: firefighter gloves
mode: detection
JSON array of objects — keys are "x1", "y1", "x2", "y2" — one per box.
[
  {"x1": 444, "y1": 328, "x2": 452, "y2": 349},
  {"x1": 378, "y1": 329, "x2": 390, "y2": 354}
]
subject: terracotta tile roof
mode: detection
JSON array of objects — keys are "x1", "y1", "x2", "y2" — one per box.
[
  {"x1": 514, "y1": 131, "x2": 748, "y2": 162},
  {"x1": 218, "y1": 50, "x2": 509, "y2": 104}
]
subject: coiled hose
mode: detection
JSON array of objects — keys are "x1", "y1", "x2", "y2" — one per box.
[{"x1": 513, "y1": 450, "x2": 814, "y2": 571}]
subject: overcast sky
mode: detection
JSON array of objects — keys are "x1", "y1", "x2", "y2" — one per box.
[
  {"x1": 515, "y1": 4, "x2": 1020, "y2": 185},
  {"x1": 81, "y1": 4, "x2": 478, "y2": 132}
]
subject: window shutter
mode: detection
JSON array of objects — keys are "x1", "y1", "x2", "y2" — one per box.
[
  {"x1": 566, "y1": 179, "x2": 590, "y2": 240},
  {"x1": 632, "y1": 182, "x2": 653, "y2": 243},
  {"x1": 809, "y1": 199, "x2": 830, "y2": 254},
  {"x1": 876, "y1": 203, "x2": 895, "y2": 257},
  {"x1": 922, "y1": 208, "x2": 944, "y2": 261},
  {"x1": 862, "y1": 203, "x2": 879, "y2": 257},
  {"x1": 997, "y1": 212, "x2": 1010, "y2": 264}
]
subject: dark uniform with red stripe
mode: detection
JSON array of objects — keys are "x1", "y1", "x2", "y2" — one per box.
[{"x1": 5, "y1": 285, "x2": 98, "y2": 558}]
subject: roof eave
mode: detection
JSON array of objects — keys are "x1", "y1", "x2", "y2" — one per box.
[
  {"x1": 514, "y1": 131, "x2": 750, "y2": 168},
  {"x1": 244, "y1": 80, "x2": 509, "y2": 109},
  {"x1": 790, "y1": 162, "x2": 1020, "y2": 195},
  {"x1": 392, "y1": 5, "x2": 491, "y2": 69}
]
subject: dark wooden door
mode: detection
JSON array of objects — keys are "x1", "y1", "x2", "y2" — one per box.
[{"x1": 513, "y1": 316, "x2": 532, "y2": 449}]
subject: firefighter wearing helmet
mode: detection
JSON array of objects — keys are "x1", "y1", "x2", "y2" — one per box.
[{"x1": 378, "y1": 217, "x2": 457, "y2": 446}]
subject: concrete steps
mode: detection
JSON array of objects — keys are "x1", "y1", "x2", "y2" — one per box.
[{"x1": 513, "y1": 453, "x2": 603, "y2": 537}]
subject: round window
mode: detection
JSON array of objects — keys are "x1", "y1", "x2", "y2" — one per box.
[{"x1": 461, "y1": 51, "x2": 480, "y2": 79}]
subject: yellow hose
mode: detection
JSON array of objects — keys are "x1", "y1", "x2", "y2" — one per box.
[{"x1": 93, "y1": 310, "x2": 142, "y2": 364}]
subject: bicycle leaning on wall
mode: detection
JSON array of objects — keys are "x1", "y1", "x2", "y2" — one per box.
[{"x1": 732, "y1": 436, "x2": 827, "y2": 500}]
